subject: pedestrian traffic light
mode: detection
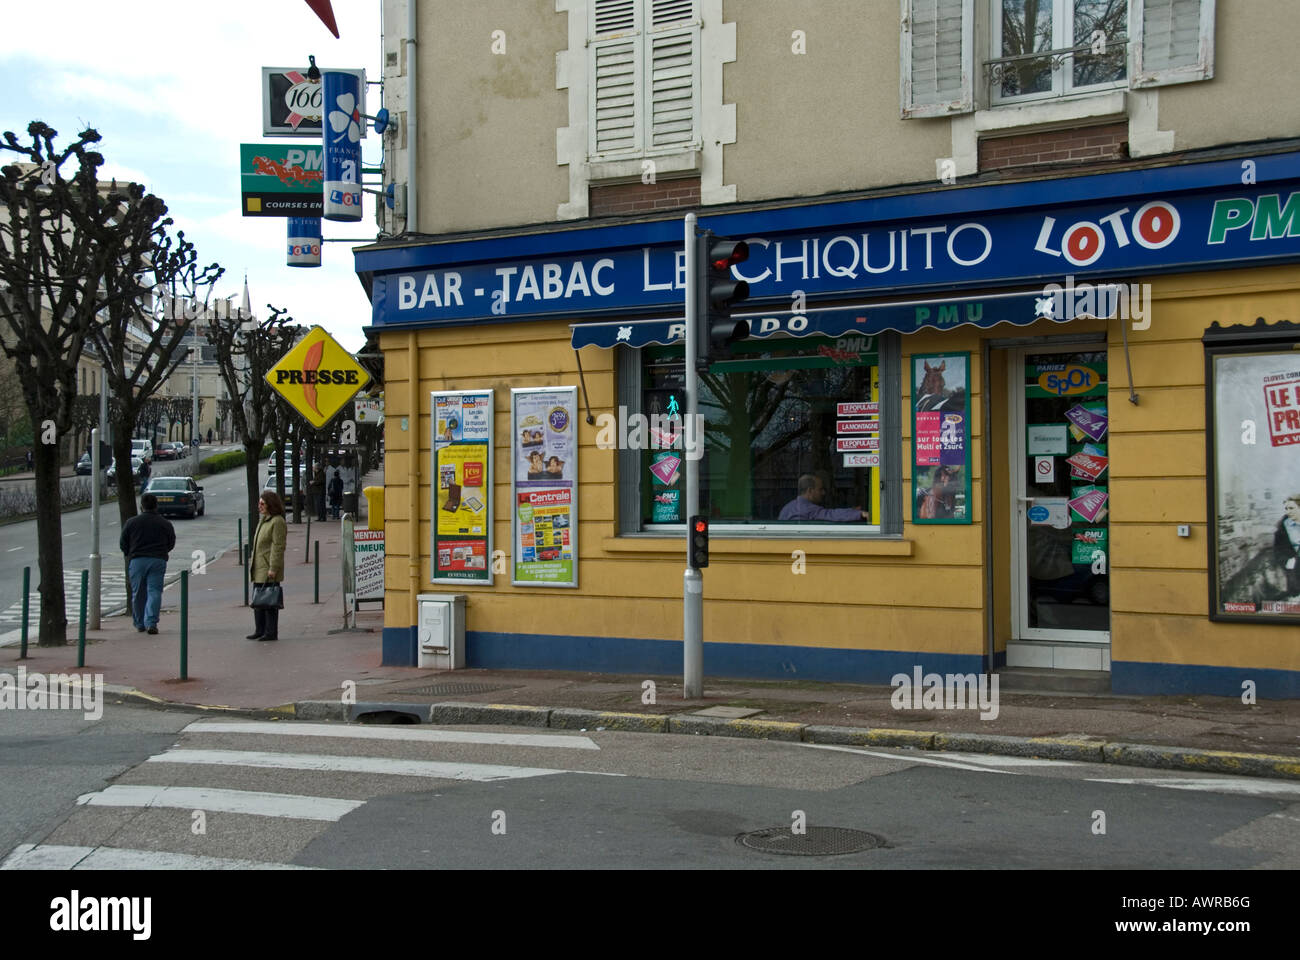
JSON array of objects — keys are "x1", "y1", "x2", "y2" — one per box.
[
  {"x1": 696, "y1": 230, "x2": 750, "y2": 372},
  {"x1": 689, "y1": 514, "x2": 709, "y2": 569}
]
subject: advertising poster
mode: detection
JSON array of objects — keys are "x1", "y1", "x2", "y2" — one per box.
[
  {"x1": 431, "y1": 390, "x2": 493, "y2": 584},
  {"x1": 912, "y1": 353, "x2": 971, "y2": 524},
  {"x1": 650, "y1": 451, "x2": 683, "y2": 522},
  {"x1": 354, "y1": 529, "x2": 385, "y2": 601},
  {"x1": 512, "y1": 387, "x2": 578, "y2": 587},
  {"x1": 1207, "y1": 342, "x2": 1300, "y2": 623}
]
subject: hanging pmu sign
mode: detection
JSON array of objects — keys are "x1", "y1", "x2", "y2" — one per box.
[{"x1": 322, "y1": 70, "x2": 364, "y2": 221}]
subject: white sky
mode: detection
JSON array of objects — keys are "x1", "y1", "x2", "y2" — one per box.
[{"x1": 0, "y1": 0, "x2": 383, "y2": 351}]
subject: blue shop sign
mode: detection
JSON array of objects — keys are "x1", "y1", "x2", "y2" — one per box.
[{"x1": 361, "y1": 155, "x2": 1300, "y2": 329}]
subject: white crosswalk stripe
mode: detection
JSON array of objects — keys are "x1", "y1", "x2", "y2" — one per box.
[
  {"x1": 0, "y1": 568, "x2": 134, "y2": 627},
  {"x1": 8, "y1": 720, "x2": 614, "y2": 870}
]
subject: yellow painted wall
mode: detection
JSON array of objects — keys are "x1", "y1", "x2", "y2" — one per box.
[{"x1": 379, "y1": 266, "x2": 1300, "y2": 674}]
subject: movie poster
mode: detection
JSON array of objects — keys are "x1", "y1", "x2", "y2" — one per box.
[
  {"x1": 512, "y1": 387, "x2": 578, "y2": 587},
  {"x1": 431, "y1": 390, "x2": 493, "y2": 584},
  {"x1": 911, "y1": 353, "x2": 972, "y2": 524},
  {"x1": 1209, "y1": 348, "x2": 1300, "y2": 622}
]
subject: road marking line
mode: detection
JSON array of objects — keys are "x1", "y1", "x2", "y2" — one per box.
[
  {"x1": 928, "y1": 752, "x2": 1080, "y2": 767},
  {"x1": 149, "y1": 748, "x2": 621, "y2": 782},
  {"x1": 6, "y1": 547, "x2": 21, "y2": 552},
  {"x1": 183, "y1": 720, "x2": 600, "y2": 750},
  {"x1": 1087, "y1": 777, "x2": 1300, "y2": 796},
  {"x1": 801, "y1": 742, "x2": 1018, "y2": 774},
  {"x1": 76, "y1": 784, "x2": 364, "y2": 821},
  {"x1": 1, "y1": 843, "x2": 316, "y2": 871}
]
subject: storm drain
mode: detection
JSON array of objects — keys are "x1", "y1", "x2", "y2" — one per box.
[
  {"x1": 737, "y1": 826, "x2": 885, "y2": 856},
  {"x1": 397, "y1": 682, "x2": 519, "y2": 697}
]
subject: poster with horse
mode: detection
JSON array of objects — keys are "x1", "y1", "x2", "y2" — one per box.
[{"x1": 912, "y1": 353, "x2": 972, "y2": 524}]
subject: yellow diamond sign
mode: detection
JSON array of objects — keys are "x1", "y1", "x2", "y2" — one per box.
[{"x1": 266, "y1": 326, "x2": 371, "y2": 429}]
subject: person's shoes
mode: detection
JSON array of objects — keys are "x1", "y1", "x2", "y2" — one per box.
[
  {"x1": 147, "y1": 626, "x2": 158, "y2": 635},
  {"x1": 136, "y1": 626, "x2": 145, "y2": 633},
  {"x1": 258, "y1": 635, "x2": 278, "y2": 642},
  {"x1": 245, "y1": 633, "x2": 263, "y2": 640}
]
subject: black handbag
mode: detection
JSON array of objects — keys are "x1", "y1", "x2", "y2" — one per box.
[{"x1": 251, "y1": 582, "x2": 283, "y2": 610}]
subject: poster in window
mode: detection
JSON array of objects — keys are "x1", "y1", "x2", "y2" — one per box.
[
  {"x1": 1206, "y1": 330, "x2": 1300, "y2": 623},
  {"x1": 431, "y1": 390, "x2": 493, "y2": 585},
  {"x1": 912, "y1": 353, "x2": 972, "y2": 524},
  {"x1": 512, "y1": 387, "x2": 578, "y2": 587}
]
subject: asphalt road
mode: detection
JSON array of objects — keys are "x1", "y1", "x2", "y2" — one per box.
[
  {"x1": 2, "y1": 702, "x2": 1297, "y2": 871},
  {"x1": 0, "y1": 449, "x2": 270, "y2": 624}
]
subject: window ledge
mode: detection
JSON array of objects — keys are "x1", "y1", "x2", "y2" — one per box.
[
  {"x1": 587, "y1": 150, "x2": 701, "y2": 183},
  {"x1": 976, "y1": 90, "x2": 1127, "y2": 134},
  {"x1": 600, "y1": 536, "x2": 913, "y2": 558}
]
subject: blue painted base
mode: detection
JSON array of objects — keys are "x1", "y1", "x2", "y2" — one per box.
[{"x1": 379, "y1": 628, "x2": 1300, "y2": 697}]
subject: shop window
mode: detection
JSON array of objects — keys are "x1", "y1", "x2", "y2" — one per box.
[{"x1": 623, "y1": 334, "x2": 901, "y2": 535}]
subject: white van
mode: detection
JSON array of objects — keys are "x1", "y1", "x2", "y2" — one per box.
[{"x1": 131, "y1": 439, "x2": 154, "y2": 462}]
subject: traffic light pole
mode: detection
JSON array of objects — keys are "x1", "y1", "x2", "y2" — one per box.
[{"x1": 683, "y1": 213, "x2": 703, "y2": 700}]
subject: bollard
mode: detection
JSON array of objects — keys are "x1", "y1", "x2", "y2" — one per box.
[
  {"x1": 304, "y1": 516, "x2": 311, "y2": 563},
  {"x1": 314, "y1": 541, "x2": 320, "y2": 603},
  {"x1": 180, "y1": 569, "x2": 189, "y2": 681},
  {"x1": 243, "y1": 545, "x2": 250, "y2": 607},
  {"x1": 19, "y1": 566, "x2": 30, "y2": 659},
  {"x1": 238, "y1": 518, "x2": 243, "y2": 566},
  {"x1": 77, "y1": 569, "x2": 88, "y2": 669}
]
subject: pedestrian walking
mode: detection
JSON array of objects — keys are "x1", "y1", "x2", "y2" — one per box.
[
  {"x1": 25, "y1": 450, "x2": 32, "y2": 470},
  {"x1": 139, "y1": 457, "x2": 151, "y2": 486},
  {"x1": 247, "y1": 489, "x2": 287, "y2": 642},
  {"x1": 310, "y1": 464, "x2": 327, "y2": 521},
  {"x1": 207, "y1": 428, "x2": 213, "y2": 444},
  {"x1": 328, "y1": 469, "x2": 344, "y2": 519},
  {"x1": 119, "y1": 492, "x2": 175, "y2": 635}
]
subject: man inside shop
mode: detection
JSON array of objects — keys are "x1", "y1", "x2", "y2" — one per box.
[{"x1": 778, "y1": 473, "x2": 868, "y2": 522}]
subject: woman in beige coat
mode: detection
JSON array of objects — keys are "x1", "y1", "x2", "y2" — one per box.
[{"x1": 247, "y1": 489, "x2": 288, "y2": 641}]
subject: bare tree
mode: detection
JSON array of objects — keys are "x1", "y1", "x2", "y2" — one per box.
[{"x1": 0, "y1": 122, "x2": 166, "y2": 645}]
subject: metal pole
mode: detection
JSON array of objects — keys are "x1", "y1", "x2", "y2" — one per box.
[
  {"x1": 683, "y1": 212, "x2": 703, "y2": 700},
  {"x1": 237, "y1": 518, "x2": 243, "y2": 565},
  {"x1": 76, "y1": 569, "x2": 88, "y2": 668},
  {"x1": 180, "y1": 569, "x2": 188, "y2": 681},
  {"x1": 192, "y1": 336, "x2": 199, "y2": 453},
  {"x1": 304, "y1": 516, "x2": 311, "y2": 563},
  {"x1": 88, "y1": 428, "x2": 101, "y2": 630},
  {"x1": 314, "y1": 541, "x2": 320, "y2": 604},
  {"x1": 243, "y1": 545, "x2": 250, "y2": 606},
  {"x1": 19, "y1": 566, "x2": 29, "y2": 659}
]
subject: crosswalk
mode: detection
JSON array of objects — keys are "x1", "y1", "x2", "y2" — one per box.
[
  {"x1": 0, "y1": 567, "x2": 191, "y2": 641},
  {"x1": 0, "y1": 719, "x2": 614, "y2": 870}
]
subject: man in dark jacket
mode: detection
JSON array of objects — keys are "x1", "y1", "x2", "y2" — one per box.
[{"x1": 120, "y1": 492, "x2": 176, "y2": 634}]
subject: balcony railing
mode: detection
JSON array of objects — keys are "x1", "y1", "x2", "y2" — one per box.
[{"x1": 985, "y1": 38, "x2": 1129, "y2": 102}]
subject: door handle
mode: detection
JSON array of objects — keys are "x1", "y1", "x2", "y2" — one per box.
[{"x1": 1017, "y1": 496, "x2": 1036, "y2": 503}]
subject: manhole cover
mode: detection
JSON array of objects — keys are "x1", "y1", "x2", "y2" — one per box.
[
  {"x1": 737, "y1": 826, "x2": 885, "y2": 856},
  {"x1": 398, "y1": 682, "x2": 518, "y2": 697}
]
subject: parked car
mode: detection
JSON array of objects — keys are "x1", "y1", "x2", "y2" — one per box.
[
  {"x1": 75, "y1": 453, "x2": 100, "y2": 476},
  {"x1": 131, "y1": 439, "x2": 154, "y2": 462},
  {"x1": 106, "y1": 456, "x2": 145, "y2": 484},
  {"x1": 156, "y1": 441, "x2": 187, "y2": 461},
  {"x1": 143, "y1": 476, "x2": 205, "y2": 519}
]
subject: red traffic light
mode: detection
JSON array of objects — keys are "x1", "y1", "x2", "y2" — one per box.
[
  {"x1": 694, "y1": 519, "x2": 708, "y2": 533},
  {"x1": 708, "y1": 240, "x2": 749, "y2": 273}
]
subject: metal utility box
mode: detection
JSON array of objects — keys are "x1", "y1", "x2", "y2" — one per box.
[{"x1": 417, "y1": 593, "x2": 466, "y2": 669}]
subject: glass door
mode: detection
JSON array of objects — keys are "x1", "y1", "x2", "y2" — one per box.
[{"x1": 1010, "y1": 346, "x2": 1111, "y2": 642}]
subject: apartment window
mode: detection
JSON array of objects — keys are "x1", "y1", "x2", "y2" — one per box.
[
  {"x1": 589, "y1": 0, "x2": 700, "y2": 161},
  {"x1": 622, "y1": 335, "x2": 902, "y2": 535},
  {"x1": 900, "y1": 0, "x2": 1215, "y2": 117}
]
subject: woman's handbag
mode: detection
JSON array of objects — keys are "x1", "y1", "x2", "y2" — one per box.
[{"x1": 251, "y1": 582, "x2": 284, "y2": 610}]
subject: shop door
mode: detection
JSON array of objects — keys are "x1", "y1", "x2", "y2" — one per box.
[{"x1": 1009, "y1": 346, "x2": 1110, "y2": 644}]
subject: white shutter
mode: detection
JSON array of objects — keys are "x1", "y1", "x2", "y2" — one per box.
[
  {"x1": 590, "y1": 0, "x2": 644, "y2": 158},
  {"x1": 649, "y1": 0, "x2": 694, "y2": 28},
  {"x1": 1132, "y1": 0, "x2": 1215, "y2": 87},
  {"x1": 647, "y1": 27, "x2": 698, "y2": 150},
  {"x1": 900, "y1": 0, "x2": 972, "y2": 119}
]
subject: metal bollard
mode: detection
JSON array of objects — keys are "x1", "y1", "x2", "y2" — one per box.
[
  {"x1": 304, "y1": 516, "x2": 311, "y2": 563},
  {"x1": 180, "y1": 569, "x2": 189, "y2": 681},
  {"x1": 237, "y1": 518, "x2": 243, "y2": 565},
  {"x1": 314, "y1": 541, "x2": 320, "y2": 603},
  {"x1": 19, "y1": 566, "x2": 29, "y2": 659},
  {"x1": 243, "y1": 544, "x2": 250, "y2": 607},
  {"x1": 77, "y1": 569, "x2": 88, "y2": 668}
]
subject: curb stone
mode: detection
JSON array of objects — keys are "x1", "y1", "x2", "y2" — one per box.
[
  {"x1": 430, "y1": 701, "x2": 551, "y2": 727},
  {"x1": 549, "y1": 707, "x2": 669, "y2": 733},
  {"x1": 1101, "y1": 742, "x2": 1300, "y2": 780},
  {"x1": 932, "y1": 732, "x2": 1108, "y2": 763},
  {"x1": 667, "y1": 714, "x2": 806, "y2": 741},
  {"x1": 803, "y1": 725, "x2": 936, "y2": 750}
]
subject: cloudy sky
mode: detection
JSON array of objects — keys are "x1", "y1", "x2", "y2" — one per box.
[{"x1": 0, "y1": 0, "x2": 382, "y2": 350}]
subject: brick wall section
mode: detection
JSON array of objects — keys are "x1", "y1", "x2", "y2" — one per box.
[
  {"x1": 979, "y1": 123, "x2": 1128, "y2": 171},
  {"x1": 589, "y1": 177, "x2": 701, "y2": 217}
]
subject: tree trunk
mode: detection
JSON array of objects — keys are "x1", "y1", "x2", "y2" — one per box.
[
  {"x1": 112, "y1": 432, "x2": 139, "y2": 525},
  {"x1": 245, "y1": 442, "x2": 262, "y2": 562},
  {"x1": 33, "y1": 441, "x2": 68, "y2": 646}
]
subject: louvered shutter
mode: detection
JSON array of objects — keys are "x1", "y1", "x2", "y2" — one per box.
[
  {"x1": 1131, "y1": 0, "x2": 1215, "y2": 87},
  {"x1": 647, "y1": 0, "x2": 699, "y2": 151},
  {"x1": 590, "y1": 0, "x2": 644, "y2": 158},
  {"x1": 900, "y1": 0, "x2": 972, "y2": 119}
]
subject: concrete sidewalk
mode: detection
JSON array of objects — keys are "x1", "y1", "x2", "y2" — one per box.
[{"x1": 3, "y1": 505, "x2": 1299, "y2": 779}]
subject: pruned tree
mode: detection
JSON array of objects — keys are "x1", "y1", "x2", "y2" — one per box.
[
  {"x1": 206, "y1": 303, "x2": 300, "y2": 554},
  {"x1": 93, "y1": 217, "x2": 223, "y2": 524},
  {"x1": 0, "y1": 122, "x2": 167, "y2": 645}
]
